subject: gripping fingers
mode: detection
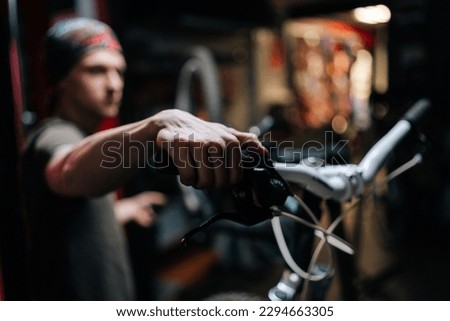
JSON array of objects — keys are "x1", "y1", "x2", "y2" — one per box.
[
  {"x1": 185, "y1": 139, "x2": 238, "y2": 189},
  {"x1": 229, "y1": 129, "x2": 267, "y2": 154},
  {"x1": 208, "y1": 142, "x2": 228, "y2": 189},
  {"x1": 226, "y1": 138, "x2": 242, "y2": 185},
  {"x1": 170, "y1": 141, "x2": 198, "y2": 186},
  {"x1": 193, "y1": 142, "x2": 214, "y2": 189}
]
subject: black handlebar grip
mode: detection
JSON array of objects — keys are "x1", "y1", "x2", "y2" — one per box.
[{"x1": 402, "y1": 98, "x2": 431, "y2": 125}]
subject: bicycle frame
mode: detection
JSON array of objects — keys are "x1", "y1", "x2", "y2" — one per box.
[
  {"x1": 158, "y1": 98, "x2": 431, "y2": 300},
  {"x1": 265, "y1": 98, "x2": 430, "y2": 300}
]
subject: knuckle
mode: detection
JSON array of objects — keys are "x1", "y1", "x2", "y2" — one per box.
[
  {"x1": 247, "y1": 133, "x2": 259, "y2": 141},
  {"x1": 206, "y1": 140, "x2": 226, "y2": 152}
]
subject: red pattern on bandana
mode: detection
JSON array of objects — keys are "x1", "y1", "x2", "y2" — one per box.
[{"x1": 80, "y1": 29, "x2": 121, "y2": 51}]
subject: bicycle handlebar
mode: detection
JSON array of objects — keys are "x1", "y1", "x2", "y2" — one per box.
[
  {"x1": 402, "y1": 98, "x2": 431, "y2": 125},
  {"x1": 151, "y1": 99, "x2": 430, "y2": 233},
  {"x1": 358, "y1": 98, "x2": 430, "y2": 183},
  {"x1": 157, "y1": 98, "x2": 431, "y2": 288},
  {"x1": 275, "y1": 99, "x2": 430, "y2": 201}
]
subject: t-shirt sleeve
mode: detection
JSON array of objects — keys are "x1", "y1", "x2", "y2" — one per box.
[
  {"x1": 25, "y1": 120, "x2": 85, "y2": 177},
  {"x1": 22, "y1": 119, "x2": 86, "y2": 201},
  {"x1": 34, "y1": 122, "x2": 85, "y2": 156}
]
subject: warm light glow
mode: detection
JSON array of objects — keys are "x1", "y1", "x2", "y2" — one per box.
[
  {"x1": 353, "y1": 5, "x2": 391, "y2": 25},
  {"x1": 331, "y1": 115, "x2": 348, "y2": 134}
]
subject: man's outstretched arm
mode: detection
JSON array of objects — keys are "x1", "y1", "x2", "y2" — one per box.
[{"x1": 44, "y1": 109, "x2": 266, "y2": 197}]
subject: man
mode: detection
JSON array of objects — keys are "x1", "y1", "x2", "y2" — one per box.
[{"x1": 23, "y1": 17, "x2": 265, "y2": 300}]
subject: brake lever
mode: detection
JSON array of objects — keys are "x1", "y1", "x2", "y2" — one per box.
[
  {"x1": 181, "y1": 150, "x2": 293, "y2": 245},
  {"x1": 180, "y1": 210, "x2": 273, "y2": 246}
]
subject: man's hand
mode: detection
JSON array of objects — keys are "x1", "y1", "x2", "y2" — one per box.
[
  {"x1": 114, "y1": 191, "x2": 167, "y2": 227},
  {"x1": 43, "y1": 109, "x2": 266, "y2": 198},
  {"x1": 153, "y1": 109, "x2": 267, "y2": 189}
]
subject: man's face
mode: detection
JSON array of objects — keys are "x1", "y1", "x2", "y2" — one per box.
[{"x1": 58, "y1": 49, "x2": 127, "y2": 119}]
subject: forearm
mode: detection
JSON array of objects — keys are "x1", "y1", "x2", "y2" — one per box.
[
  {"x1": 45, "y1": 118, "x2": 160, "y2": 197},
  {"x1": 44, "y1": 108, "x2": 266, "y2": 197}
]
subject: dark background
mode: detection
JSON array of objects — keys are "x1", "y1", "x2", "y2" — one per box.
[{"x1": 1, "y1": 0, "x2": 449, "y2": 300}]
